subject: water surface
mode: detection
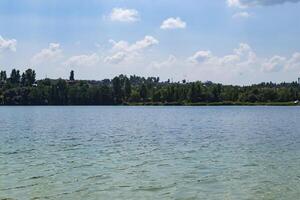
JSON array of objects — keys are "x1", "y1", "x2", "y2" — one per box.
[{"x1": 1, "y1": 106, "x2": 300, "y2": 199}]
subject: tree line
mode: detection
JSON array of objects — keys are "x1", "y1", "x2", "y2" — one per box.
[{"x1": 0, "y1": 68, "x2": 299, "y2": 105}]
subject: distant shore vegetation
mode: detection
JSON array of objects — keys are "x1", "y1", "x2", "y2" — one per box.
[{"x1": 0, "y1": 68, "x2": 299, "y2": 105}]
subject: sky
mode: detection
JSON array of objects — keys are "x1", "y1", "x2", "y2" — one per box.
[{"x1": 0, "y1": 0, "x2": 300, "y2": 85}]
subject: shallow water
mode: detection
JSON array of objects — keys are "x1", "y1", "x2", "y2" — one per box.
[{"x1": 0, "y1": 106, "x2": 300, "y2": 200}]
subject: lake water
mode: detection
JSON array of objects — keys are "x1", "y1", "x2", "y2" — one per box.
[{"x1": 1, "y1": 106, "x2": 300, "y2": 200}]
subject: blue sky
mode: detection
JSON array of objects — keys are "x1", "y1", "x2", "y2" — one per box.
[{"x1": 0, "y1": 0, "x2": 300, "y2": 85}]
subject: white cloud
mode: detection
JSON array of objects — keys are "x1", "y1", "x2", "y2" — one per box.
[
  {"x1": 232, "y1": 11, "x2": 251, "y2": 18},
  {"x1": 220, "y1": 54, "x2": 240, "y2": 64},
  {"x1": 232, "y1": 43, "x2": 257, "y2": 65},
  {"x1": 108, "y1": 36, "x2": 158, "y2": 52},
  {"x1": 105, "y1": 36, "x2": 159, "y2": 64},
  {"x1": 104, "y1": 52, "x2": 127, "y2": 64},
  {"x1": 286, "y1": 52, "x2": 300, "y2": 70},
  {"x1": 188, "y1": 43, "x2": 258, "y2": 76},
  {"x1": 130, "y1": 36, "x2": 159, "y2": 51},
  {"x1": 188, "y1": 42, "x2": 300, "y2": 75},
  {"x1": 184, "y1": 43, "x2": 262, "y2": 83},
  {"x1": 64, "y1": 53, "x2": 100, "y2": 67},
  {"x1": 234, "y1": 43, "x2": 251, "y2": 55},
  {"x1": 152, "y1": 55, "x2": 177, "y2": 69},
  {"x1": 227, "y1": 0, "x2": 242, "y2": 7},
  {"x1": 109, "y1": 40, "x2": 129, "y2": 52},
  {"x1": 262, "y1": 56, "x2": 286, "y2": 72},
  {"x1": 261, "y1": 52, "x2": 300, "y2": 72},
  {"x1": 160, "y1": 17, "x2": 187, "y2": 30},
  {"x1": 188, "y1": 51, "x2": 213, "y2": 64},
  {"x1": 108, "y1": 8, "x2": 139, "y2": 22},
  {"x1": 189, "y1": 43, "x2": 257, "y2": 67},
  {"x1": 0, "y1": 36, "x2": 17, "y2": 52},
  {"x1": 31, "y1": 43, "x2": 63, "y2": 64}
]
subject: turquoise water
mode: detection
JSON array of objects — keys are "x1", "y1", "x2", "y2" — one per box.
[{"x1": 1, "y1": 106, "x2": 300, "y2": 200}]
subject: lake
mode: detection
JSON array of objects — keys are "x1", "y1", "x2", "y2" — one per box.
[{"x1": 1, "y1": 106, "x2": 300, "y2": 200}]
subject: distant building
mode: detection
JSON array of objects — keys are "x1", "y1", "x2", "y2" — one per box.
[{"x1": 298, "y1": 78, "x2": 300, "y2": 85}]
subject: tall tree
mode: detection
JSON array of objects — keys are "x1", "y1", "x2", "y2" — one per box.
[
  {"x1": 69, "y1": 70, "x2": 75, "y2": 81},
  {"x1": 188, "y1": 83, "x2": 197, "y2": 102},
  {"x1": 56, "y1": 79, "x2": 68, "y2": 104},
  {"x1": 124, "y1": 77, "x2": 131, "y2": 101},
  {"x1": 10, "y1": 69, "x2": 21, "y2": 84},
  {"x1": 112, "y1": 76, "x2": 122, "y2": 104},
  {"x1": 21, "y1": 73, "x2": 26, "y2": 86},
  {"x1": 0, "y1": 71, "x2": 7, "y2": 81},
  {"x1": 21, "y1": 69, "x2": 36, "y2": 86},
  {"x1": 140, "y1": 84, "x2": 147, "y2": 102},
  {"x1": 27, "y1": 69, "x2": 36, "y2": 86}
]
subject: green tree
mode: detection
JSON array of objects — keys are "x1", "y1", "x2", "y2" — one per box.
[
  {"x1": 0, "y1": 71, "x2": 7, "y2": 81},
  {"x1": 188, "y1": 83, "x2": 197, "y2": 103},
  {"x1": 130, "y1": 90, "x2": 141, "y2": 102},
  {"x1": 10, "y1": 69, "x2": 21, "y2": 84},
  {"x1": 1, "y1": 68, "x2": 300, "y2": 105},
  {"x1": 139, "y1": 84, "x2": 147, "y2": 102},
  {"x1": 21, "y1": 73, "x2": 26, "y2": 86},
  {"x1": 124, "y1": 77, "x2": 131, "y2": 101},
  {"x1": 70, "y1": 70, "x2": 75, "y2": 81},
  {"x1": 112, "y1": 76, "x2": 122, "y2": 104},
  {"x1": 21, "y1": 69, "x2": 36, "y2": 86}
]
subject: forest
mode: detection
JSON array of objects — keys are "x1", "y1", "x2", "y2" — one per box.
[{"x1": 0, "y1": 68, "x2": 300, "y2": 105}]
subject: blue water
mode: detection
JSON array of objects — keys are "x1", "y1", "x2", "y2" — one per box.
[{"x1": 1, "y1": 106, "x2": 300, "y2": 199}]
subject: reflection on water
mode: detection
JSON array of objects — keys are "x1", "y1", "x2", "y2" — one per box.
[{"x1": 1, "y1": 106, "x2": 300, "y2": 199}]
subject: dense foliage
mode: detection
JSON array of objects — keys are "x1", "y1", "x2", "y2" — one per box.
[{"x1": 0, "y1": 68, "x2": 300, "y2": 105}]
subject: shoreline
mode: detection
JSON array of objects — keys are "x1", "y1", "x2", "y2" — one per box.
[
  {"x1": 129, "y1": 102, "x2": 300, "y2": 106},
  {"x1": 0, "y1": 102, "x2": 299, "y2": 106}
]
